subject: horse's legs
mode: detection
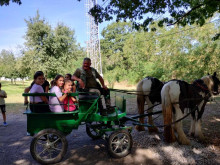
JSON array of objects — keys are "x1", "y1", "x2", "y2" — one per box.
[
  {"x1": 189, "y1": 116, "x2": 195, "y2": 136},
  {"x1": 146, "y1": 97, "x2": 158, "y2": 133},
  {"x1": 194, "y1": 119, "x2": 205, "y2": 141},
  {"x1": 174, "y1": 105, "x2": 190, "y2": 145},
  {"x1": 135, "y1": 95, "x2": 145, "y2": 131}
]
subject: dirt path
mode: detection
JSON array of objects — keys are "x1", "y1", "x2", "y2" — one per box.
[{"x1": 0, "y1": 100, "x2": 220, "y2": 165}]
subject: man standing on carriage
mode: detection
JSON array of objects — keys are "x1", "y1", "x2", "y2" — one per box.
[{"x1": 72, "y1": 57, "x2": 112, "y2": 115}]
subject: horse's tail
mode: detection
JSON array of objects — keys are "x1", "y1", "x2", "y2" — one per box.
[{"x1": 161, "y1": 83, "x2": 176, "y2": 143}]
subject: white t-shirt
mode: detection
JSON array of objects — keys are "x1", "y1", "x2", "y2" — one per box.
[
  {"x1": 30, "y1": 84, "x2": 44, "y2": 102},
  {"x1": 0, "y1": 90, "x2": 7, "y2": 105}
]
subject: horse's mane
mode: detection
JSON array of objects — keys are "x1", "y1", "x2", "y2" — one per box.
[{"x1": 201, "y1": 75, "x2": 213, "y2": 92}]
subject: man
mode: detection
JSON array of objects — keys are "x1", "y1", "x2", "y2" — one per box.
[{"x1": 72, "y1": 57, "x2": 111, "y2": 115}]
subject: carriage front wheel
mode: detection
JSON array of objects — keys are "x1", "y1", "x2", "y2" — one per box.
[
  {"x1": 30, "y1": 129, "x2": 68, "y2": 164},
  {"x1": 108, "y1": 129, "x2": 132, "y2": 158}
]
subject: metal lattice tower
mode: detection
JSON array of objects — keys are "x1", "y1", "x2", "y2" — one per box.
[{"x1": 85, "y1": 0, "x2": 103, "y2": 75}]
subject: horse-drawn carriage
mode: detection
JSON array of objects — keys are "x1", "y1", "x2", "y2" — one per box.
[
  {"x1": 23, "y1": 72, "x2": 220, "y2": 164},
  {"x1": 23, "y1": 92, "x2": 132, "y2": 164}
]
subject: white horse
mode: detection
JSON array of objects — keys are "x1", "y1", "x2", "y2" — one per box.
[
  {"x1": 161, "y1": 72, "x2": 220, "y2": 144},
  {"x1": 136, "y1": 77, "x2": 164, "y2": 132}
]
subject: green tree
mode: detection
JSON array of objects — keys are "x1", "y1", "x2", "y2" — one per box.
[
  {"x1": 90, "y1": 1, "x2": 219, "y2": 33},
  {"x1": 0, "y1": 49, "x2": 17, "y2": 83},
  {"x1": 23, "y1": 11, "x2": 82, "y2": 78}
]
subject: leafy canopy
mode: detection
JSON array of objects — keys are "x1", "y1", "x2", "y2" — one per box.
[{"x1": 88, "y1": 0, "x2": 219, "y2": 31}]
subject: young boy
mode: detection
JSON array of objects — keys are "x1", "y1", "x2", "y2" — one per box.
[{"x1": 0, "y1": 83, "x2": 7, "y2": 126}]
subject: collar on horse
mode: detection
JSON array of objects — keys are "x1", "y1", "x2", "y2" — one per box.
[{"x1": 194, "y1": 79, "x2": 209, "y2": 92}]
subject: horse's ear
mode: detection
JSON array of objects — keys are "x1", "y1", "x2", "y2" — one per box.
[{"x1": 213, "y1": 72, "x2": 217, "y2": 77}]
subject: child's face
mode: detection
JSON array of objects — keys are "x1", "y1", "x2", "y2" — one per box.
[
  {"x1": 65, "y1": 75, "x2": 71, "y2": 80},
  {"x1": 56, "y1": 77, "x2": 64, "y2": 87},
  {"x1": 64, "y1": 82, "x2": 72, "y2": 92},
  {"x1": 35, "y1": 75, "x2": 45, "y2": 86}
]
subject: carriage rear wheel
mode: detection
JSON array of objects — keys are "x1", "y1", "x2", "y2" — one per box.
[
  {"x1": 30, "y1": 129, "x2": 68, "y2": 164},
  {"x1": 86, "y1": 122, "x2": 104, "y2": 139},
  {"x1": 108, "y1": 129, "x2": 132, "y2": 158}
]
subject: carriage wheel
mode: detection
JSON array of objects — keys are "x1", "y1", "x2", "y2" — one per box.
[
  {"x1": 86, "y1": 122, "x2": 104, "y2": 140},
  {"x1": 30, "y1": 129, "x2": 68, "y2": 164},
  {"x1": 108, "y1": 129, "x2": 132, "y2": 158}
]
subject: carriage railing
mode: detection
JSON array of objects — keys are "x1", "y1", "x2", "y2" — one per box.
[{"x1": 22, "y1": 92, "x2": 99, "y2": 113}]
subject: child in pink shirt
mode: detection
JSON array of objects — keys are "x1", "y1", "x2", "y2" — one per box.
[{"x1": 63, "y1": 80, "x2": 77, "y2": 112}]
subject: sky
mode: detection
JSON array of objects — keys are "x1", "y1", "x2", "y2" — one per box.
[{"x1": 0, "y1": 0, "x2": 109, "y2": 54}]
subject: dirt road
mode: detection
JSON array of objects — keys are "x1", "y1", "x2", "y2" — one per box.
[{"x1": 0, "y1": 101, "x2": 220, "y2": 165}]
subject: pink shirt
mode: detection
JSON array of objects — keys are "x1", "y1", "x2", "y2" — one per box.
[
  {"x1": 30, "y1": 84, "x2": 44, "y2": 102},
  {"x1": 63, "y1": 93, "x2": 76, "y2": 111}
]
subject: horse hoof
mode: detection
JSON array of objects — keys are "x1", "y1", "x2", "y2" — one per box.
[
  {"x1": 198, "y1": 135, "x2": 206, "y2": 142},
  {"x1": 188, "y1": 132, "x2": 195, "y2": 137},
  {"x1": 135, "y1": 125, "x2": 145, "y2": 131},
  {"x1": 148, "y1": 127, "x2": 158, "y2": 133},
  {"x1": 178, "y1": 138, "x2": 190, "y2": 145}
]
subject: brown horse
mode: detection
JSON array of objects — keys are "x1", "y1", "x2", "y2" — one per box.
[
  {"x1": 136, "y1": 77, "x2": 164, "y2": 132},
  {"x1": 161, "y1": 72, "x2": 220, "y2": 144}
]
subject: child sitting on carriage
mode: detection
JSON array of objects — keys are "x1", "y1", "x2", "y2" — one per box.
[{"x1": 63, "y1": 80, "x2": 77, "y2": 112}]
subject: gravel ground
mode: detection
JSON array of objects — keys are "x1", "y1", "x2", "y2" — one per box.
[{"x1": 0, "y1": 100, "x2": 220, "y2": 165}]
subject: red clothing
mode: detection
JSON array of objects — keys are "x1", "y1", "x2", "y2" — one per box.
[{"x1": 63, "y1": 96, "x2": 76, "y2": 111}]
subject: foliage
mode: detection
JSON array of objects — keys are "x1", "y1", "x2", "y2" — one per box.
[
  {"x1": 101, "y1": 21, "x2": 220, "y2": 84},
  {"x1": 88, "y1": 0, "x2": 220, "y2": 40},
  {"x1": 0, "y1": 0, "x2": 21, "y2": 6},
  {"x1": 22, "y1": 11, "x2": 84, "y2": 78}
]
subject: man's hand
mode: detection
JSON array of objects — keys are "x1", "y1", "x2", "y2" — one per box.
[
  {"x1": 79, "y1": 79, "x2": 85, "y2": 89},
  {"x1": 103, "y1": 85, "x2": 108, "y2": 90}
]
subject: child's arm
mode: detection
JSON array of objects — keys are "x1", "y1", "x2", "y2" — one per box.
[
  {"x1": 58, "y1": 93, "x2": 68, "y2": 102},
  {"x1": 45, "y1": 86, "x2": 49, "y2": 93},
  {"x1": 24, "y1": 86, "x2": 31, "y2": 104},
  {"x1": 40, "y1": 96, "x2": 48, "y2": 104},
  {"x1": 70, "y1": 96, "x2": 77, "y2": 103}
]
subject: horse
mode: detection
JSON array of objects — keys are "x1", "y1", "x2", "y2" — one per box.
[
  {"x1": 136, "y1": 77, "x2": 164, "y2": 132},
  {"x1": 161, "y1": 72, "x2": 220, "y2": 145}
]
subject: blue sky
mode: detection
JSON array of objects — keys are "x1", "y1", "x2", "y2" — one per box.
[{"x1": 0, "y1": 0, "x2": 109, "y2": 54}]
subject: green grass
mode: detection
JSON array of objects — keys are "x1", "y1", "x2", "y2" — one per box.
[{"x1": 0, "y1": 80, "x2": 31, "y2": 104}]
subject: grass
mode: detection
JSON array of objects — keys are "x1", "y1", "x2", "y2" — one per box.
[
  {"x1": 0, "y1": 81, "x2": 32, "y2": 113},
  {"x1": 0, "y1": 80, "x2": 31, "y2": 103}
]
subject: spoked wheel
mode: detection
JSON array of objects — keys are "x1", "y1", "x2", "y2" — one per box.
[
  {"x1": 86, "y1": 122, "x2": 104, "y2": 140},
  {"x1": 30, "y1": 129, "x2": 68, "y2": 164},
  {"x1": 108, "y1": 129, "x2": 132, "y2": 158}
]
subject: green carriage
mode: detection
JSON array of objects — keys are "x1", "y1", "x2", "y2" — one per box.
[{"x1": 23, "y1": 92, "x2": 133, "y2": 164}]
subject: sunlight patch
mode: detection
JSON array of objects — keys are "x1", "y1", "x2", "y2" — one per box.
[
  {"x1": 9, "y1": 141, "x2": 22, "y2": 146},
  {"x1": 14, "y1": 159, "x2": 28, "y2": 165}
]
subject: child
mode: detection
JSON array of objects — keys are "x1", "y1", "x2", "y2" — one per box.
[
  {"x1": 29, "y1": 71, "x2": 50, "y2": 113},
  {"x1": 65, "y1": 73, "x2": 72, "y2": 80},
  {"x1": 24, "y1": 71, "x2": 49, "y2": 105},
  {"x1": 65, "y1": 73, "x2": 76, "y2": 92},
  {"x1": 49, "y1": 75, "x2": 68, "y2": 112},
  {"x1": 0, "y1": 83, "x2": 8, "y2": 126},
  {"x1": 63, "y1": 80, "x2": 77, "y2": 112}
]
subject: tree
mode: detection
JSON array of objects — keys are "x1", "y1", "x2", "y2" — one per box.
[
  {"x1": 89, "y1": 0, "x2": 220, "y2": 39},
  {"x1": 0, "y1": 0, "x2": 21, "y2": 6},
  {"x1": 0, "y1": 49, "x2": 17, "y2": 83},
  {"x1": 23, "y1": 11, "x2": 81, "y2": 78}
]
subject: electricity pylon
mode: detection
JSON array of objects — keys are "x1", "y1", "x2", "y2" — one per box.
[{"x1": 85, "y1": 0, "x2": 103, "y2": 75}]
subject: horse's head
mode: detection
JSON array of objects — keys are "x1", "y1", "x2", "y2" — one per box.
[{"x1": 202, "y1": 72, "x2": 220, "y2": 95}]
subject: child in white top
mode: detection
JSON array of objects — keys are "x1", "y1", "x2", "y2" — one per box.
[{"x1": 29, "y1": 71, "x2": 50, "y2": 113}]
